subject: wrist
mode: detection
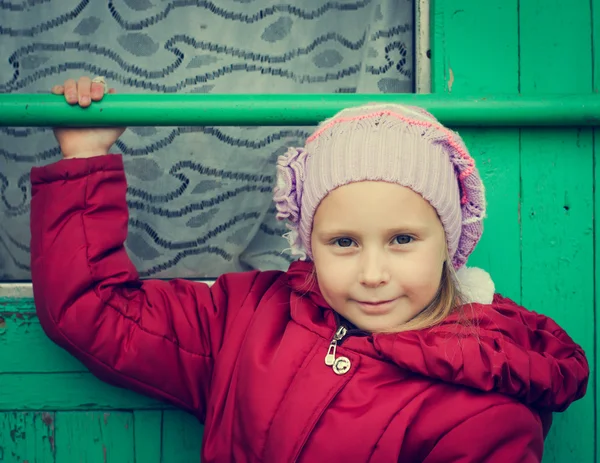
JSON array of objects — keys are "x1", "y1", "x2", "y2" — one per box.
[{"x1": 62, "y1": 151, "x2": 109, "y2": 159}]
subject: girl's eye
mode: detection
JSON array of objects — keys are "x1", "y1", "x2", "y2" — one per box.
[
  {"x1": 394, "y1": 235, "x2": 413, "y2": 245},
  {"x1": 334, "y1": 238, "x2": 355, "y2": 248}
]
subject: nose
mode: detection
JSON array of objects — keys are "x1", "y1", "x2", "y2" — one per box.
[{"x1": 359, "y1": 249, "x2": 391, "y2": 288}]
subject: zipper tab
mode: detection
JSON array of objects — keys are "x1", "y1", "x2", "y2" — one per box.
[{"x1": 325, "y1": 326, "x2": 347, "y2": 366}]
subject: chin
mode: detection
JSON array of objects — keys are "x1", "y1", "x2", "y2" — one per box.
[{"x1": 349, "y1": 315, "x2": 407, "y2": 334}]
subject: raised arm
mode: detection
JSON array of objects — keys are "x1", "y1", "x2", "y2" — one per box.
[{"x1": 30, "y1": 77, "x2": 258, "y2": 419}]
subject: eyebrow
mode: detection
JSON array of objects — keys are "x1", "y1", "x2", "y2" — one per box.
[{"x1": 316, "y1": 225, "x2": 430, "y2": 237}]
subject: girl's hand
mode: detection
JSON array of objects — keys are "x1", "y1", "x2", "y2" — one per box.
[{"x1": 51, "y1": 76, "x2": 126, "y2": 159}]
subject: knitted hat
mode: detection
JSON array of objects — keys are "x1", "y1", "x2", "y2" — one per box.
[{"x1": 273, "y1": 103, "x2": 486, "y2": 270}]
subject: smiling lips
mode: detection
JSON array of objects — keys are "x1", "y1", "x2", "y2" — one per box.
[{"x1": 355, "y1": 299, "x2": 397, "y2": 314}]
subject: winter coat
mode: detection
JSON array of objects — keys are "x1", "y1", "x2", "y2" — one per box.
[{"x1": 29, "y1": 154, "x2": 589, "y2": 462}]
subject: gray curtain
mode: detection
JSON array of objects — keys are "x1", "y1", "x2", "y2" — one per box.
[{"x1": 0, "y1": 0, "x2": 414, "y2": 280}]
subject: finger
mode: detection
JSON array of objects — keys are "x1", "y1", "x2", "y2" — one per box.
[
  {"x1": 51, "y1": 85, "x2": 64, "y2": 95},
  {"x1": 77, "y1": 76, "x2": 92, "y2": 107},
  {"x1": 63, "y1": 79, "x2": 77, "y2": 104},
  {"x1": 107, "y1": 88, "x2": 117, "y2": 94},
  {"x1": 90, "y1": 81, "x2": 106, "y2": 101}
]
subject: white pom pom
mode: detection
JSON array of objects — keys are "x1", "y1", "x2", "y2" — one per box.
[{"x1": 455, "y1": 266, "x2": 495, "y2": 304}]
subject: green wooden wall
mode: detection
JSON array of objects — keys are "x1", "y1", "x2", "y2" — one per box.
[
  {"x1": 432, "y1": 0, "x2": 597, "y2": 461},
  {"x1": 1, "y1": 0, "x2": 598, "y2": 461},
  {"x1": 0, "y1": 299, "x2": 205, "y2": 462}
]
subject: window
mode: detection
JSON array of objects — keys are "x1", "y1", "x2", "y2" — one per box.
[{"x1": 0, "y1": 1, "x2": 424, "y2": 293}]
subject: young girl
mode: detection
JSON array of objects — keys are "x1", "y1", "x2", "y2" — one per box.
[{"x1": 30, "y1": 76, "x2": 589, "y2": 462}]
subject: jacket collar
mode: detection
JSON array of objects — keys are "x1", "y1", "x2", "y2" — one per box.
[{"x1": 285, "y1": 260, "x2": 589, "y2": 412}]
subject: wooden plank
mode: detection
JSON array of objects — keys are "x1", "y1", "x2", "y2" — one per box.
[
  {"x1": 593, "y1": 0, "x2": 600, "y2": 459},
  {"x1": 519, "y1": 1, "x2": 595, "y2": 462},
  {"x1": 431, "y1": 0, "x2": 521, "y2": 299},
  {"x1": 0, "y1": 374, "x2": 169, "y2": 411},
  {"x1": 0, "y1": 310, "x2": 86, "y2": 374},
  {"x1": 0, "y1": 298, "x2": 35, "y2": 314},
  {"x1": 590, "y1": 0, "x2": 600, "y2": 461},
  {"x1": 0, "y1": 412, "x2": 55, "y2": 462},
  {"x1": 431, "y1": 0, "x2": 518, "y2": 94},
  {"x1": 133, "y1": 411, "x2": 161, "y2": 463},
  {"x1": 54, "y1": 412, "x2": 134, "y2": 463},
  {"x1": 456, "y1": 130, "x2": 521, "y2": 300},
  {"x1": 595, "y1": 0, "x2": 600, "y2": 96},
  {"x1": 161, "y1": 411, "x2": 204, "y2": 463}
]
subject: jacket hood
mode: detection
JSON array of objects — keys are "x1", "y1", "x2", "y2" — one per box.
[{"x1": 286, "y1": 261, "x2": 589, "y2": 412}]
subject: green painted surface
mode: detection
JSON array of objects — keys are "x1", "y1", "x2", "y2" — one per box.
[
  {"x1": 132, "y1": 412, "x2": 162, "y2": 463},
  {"x1": 593, "y1": 0, "x2": 600, "y2": 457},
  {"x1": 519, "y1": 0, "x2": 595, "y2": 461},
  {"x1": 53, "y1": 412, "x2": 134, "y2": 463},
  {"x1": 2, "y1": 93, "x2": 600, "y2": 127},
  {"x1": 431, "y1": 0, "x2": 522, "y2": 300},
  {"x1": 1, "y1": 0, "x2": 599, "y2": 461},
  {"x1": 161, "y1": 411, "x2": 204, "y2": 462},
  {"x1": 432, "y1": 0, "x2": 596, "y2": 461},
  {"x1": 521, "y1": 127, "x2": 595, "y2": 462},
  {"x1": 0, "y1": 373, "x2": 166, "y2": 411},
  {"x1": 0, "y1": 308, "x2": 85, "y2": 373},
  {"x1": 0, "y1": 412, "x2": 55, "y2": 462}
]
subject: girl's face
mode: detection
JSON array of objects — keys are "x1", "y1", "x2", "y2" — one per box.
[{"x1": 311, "y1": 181, "x2": 447, "y2": 333}]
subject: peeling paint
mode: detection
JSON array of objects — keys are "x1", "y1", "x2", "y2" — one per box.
[
  {"x1": 9, "y1": 426, "x2": 25, "y2": 442},
  {"x1": 447, "y1": 67, "x2": 454, "y2": 92},
  {"x1": 41, "y1": 412, "x2": 54, "y2": 429},
  {"x1": 0, "y1": 311, "x2": 32, "y2": 322}
]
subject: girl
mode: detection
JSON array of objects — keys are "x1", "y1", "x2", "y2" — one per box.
[{"x1": 30, "y1": 76, "x2": 589, "y2": 462}]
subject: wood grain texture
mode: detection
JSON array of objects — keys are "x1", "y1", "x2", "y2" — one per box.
[
  {"x1": 519, "y1": 0, "x2": 594, "y2": 461},
  {"x1": 433, "y1": 0, "x2": 596, "y2": 461},
  {"x1": 53, "y1": 412, "x2": 134, "y2": 463},
  {"x1": 161, "y1": 411, "x2": 204, "y2": 463},
  {"x1": 0, "y1": 373, "x2": 167, "y2": 411},
  {"x1": 0, "y1": 412, "x2": 55, "y2": 462},
  {"x1": 431, "y1": 0, "x2": 521, "y2": 299}
]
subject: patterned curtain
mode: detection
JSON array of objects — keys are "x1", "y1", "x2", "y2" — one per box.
[{"x1": 0, "y1": 0, "x2": 414, "y2": 280}]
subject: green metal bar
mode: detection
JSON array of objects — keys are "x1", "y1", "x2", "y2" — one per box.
[{"x1": 1, "y1": 93, "x2": 599, "y2": 127}]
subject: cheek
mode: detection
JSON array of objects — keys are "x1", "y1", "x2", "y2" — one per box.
[
  {"x1": 396, "y1": 253, "x2": 444, "y2": 295},
  {"x1": 315, "y1": 260, "x2": 349, "y2": 297},
  {"x1": 313, "y1": 252, "x2": 354, "y2": 301}
]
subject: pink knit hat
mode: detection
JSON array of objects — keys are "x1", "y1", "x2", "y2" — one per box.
[{"x1": 273, "y1": 103, "x2": 486, "y2": 270}]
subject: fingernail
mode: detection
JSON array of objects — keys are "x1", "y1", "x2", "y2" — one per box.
[{"x1": 81, "y1": 96, "x2": 90, "y2": 104}]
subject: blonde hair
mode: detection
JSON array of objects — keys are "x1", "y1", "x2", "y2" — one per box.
[{"x1": 392, "y1": 260, "x2": 466, "y2": 332}]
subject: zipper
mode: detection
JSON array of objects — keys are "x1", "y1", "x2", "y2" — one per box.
[
  {"x1": 324, "y1": 318, "x2": 370, "y2": 374},
  {"x1": 325, "y1": 325, "x2": 348, "y2": 366}
]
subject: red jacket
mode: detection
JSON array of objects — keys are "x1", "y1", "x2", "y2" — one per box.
[{"x1": 30, "y1": 154, "x2": 589, "y2": 462}]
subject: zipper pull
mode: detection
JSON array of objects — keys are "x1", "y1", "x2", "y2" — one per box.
[{"x1": 325, "y1": 326, "x2": 347, "y2": 366}]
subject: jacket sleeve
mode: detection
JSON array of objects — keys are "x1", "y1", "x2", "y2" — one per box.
[
  {"x1": 422, "y1": 403, "x2": 544, "y2": 463},
  {"x1": 29, "y1": 154, "x2": 258, "y2": 420}
]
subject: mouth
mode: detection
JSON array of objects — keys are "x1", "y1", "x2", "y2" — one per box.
[{"x1": 355, "y1": 299, "x2": 397, "y2": 314}]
